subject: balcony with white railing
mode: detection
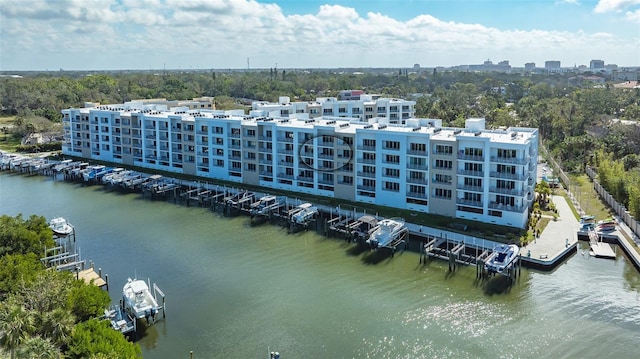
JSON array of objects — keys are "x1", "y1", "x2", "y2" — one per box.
[
  {"x1": 357, "y1": 184, "x2": 376, "y2": 192},
  {"x1": 488, "y1": 202, "x2": 526, "y2": 213},
  {"x1": 407, "y1": 149, "x2": 428, "y2": 156},
  {"x1": 296, "y1": 175, "x2": 314, "y2": 183},
  {"x1": 456, "y1": 198, "x2": 484, "y2": 208},
  {"x1": 457, "y1": 153, "x2": 485, "y2": 162},
  {"x1": 407, "y1": 163, "x2": 429, "y2": 171},
  {"x1": 406, "y1": 191, "x2": 428, "y2": 199},
  {"x1": 489, "y1": 187, "x2": 524, "y2": 197},
  {"x1": 357, "y1": 171, "x2": 376, "y2": 178},
  {"x1": 457, "y1": 169, "x2": 485, "y2": 177},
  {"x1": 490, "y1": 171, "x2": 528, "y2": 181},
  {"x1": 457, "y1": 184, "x2": 483, "y2": 192},
  {"x1": 490, "y1": 156, "x2": 528, "y2": 165},
  {"x1": 407, "y1": 177, "x2": 428, "y2": 185},
  {"x1": 357, "y1": 158, "x2": 376, "y2": 165}
]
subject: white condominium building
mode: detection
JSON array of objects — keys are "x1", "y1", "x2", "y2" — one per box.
[
  {"x1": 62, "y1": 99, "x2": 537, "y2": 228},
  {"x1": 252, "y1": 95, "x2": 415, "y2": 124}
]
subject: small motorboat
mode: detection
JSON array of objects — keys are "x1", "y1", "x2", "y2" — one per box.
[
  {"x1": 485, "y1": 244, "x2": 519, "y2": 274},
  {"x1": 291, "y1": 203, "x2": 318, "y2": 225},
  {"x1": 49, "y1": 217, "x2": 74, "y2": 236},
  {"x1": 366, "y1": 218, "x2": 407, "y2": 249},
  {"x1": 250, "y1": 195, "x2": 282, "y2": 216},
  {"x1": 122, "y1": 278, "x2": 161, "y2": 322}
]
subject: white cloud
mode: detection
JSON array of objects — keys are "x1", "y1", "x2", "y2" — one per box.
[
  {"x1": 626, "y1": 8, "x2": 640, "y2": 21},
  {"x1": 594, "y1": 0, "x2": 640, "y2": 13},
  {"x1": 1, "y1": 0, "x2": 638, "y2": 70}
]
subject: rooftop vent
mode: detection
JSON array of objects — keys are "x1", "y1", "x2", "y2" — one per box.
[
  {"x1": 339, "y1": 123, "x2": 350, "y2": 128},
  {"x1": 474, "y1": 131, "x2": 482, "y2": 136},
  {"x1": 378, "y1": 125, "x2": 387, "y2": 130},
  {"x1": 364, "y1": 124, "x2": 374, "y2": 129},
  {"x1": 433, "y1": 128, "x2": 442, "y2": 133},
  {"x1": 412, "y1": 127, "x2": 421, "y2": 132}
]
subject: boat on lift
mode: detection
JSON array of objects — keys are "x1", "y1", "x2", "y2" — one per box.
[
  {"x1": 250, "y1": 195, "x2": 282, "y2": 216},
  {"x1": 122, "y1": 278, "x2": 161, "y2": 323},
  {"x1": 49, "y1": 217, "x2": 74, "y2": 236},
  {"x1": 484, "y1": 244, "x2": 519, "y2": 275},
  {"x1": 291, "y1": 203, "x2": 318, "y2": 225},
  {"x1": 366, "y1": 218, "x2": 407, "y2": 249}
]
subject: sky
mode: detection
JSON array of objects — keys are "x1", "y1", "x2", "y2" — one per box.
[{"x1": 0, "y1": 0, "x2": 639, "y2": 71}]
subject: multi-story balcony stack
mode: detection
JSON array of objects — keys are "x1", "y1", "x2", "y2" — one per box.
[{"x1": 62, "y1": 98, "x2": 537, "y2": 228}]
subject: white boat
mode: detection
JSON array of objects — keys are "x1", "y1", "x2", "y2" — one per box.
[
  {"x1": 101, "y1": 168, "x2": 126, "y2": 184},
  {"x1": 49, "y1": 217, "x2": 74, "y2": 236},
  {"x1": 250, "y1": 195, "x2": 282, "y2": 216},
  {"x1": 227, "y1": 190, "x2": 255, "y2": 206},
  {"x1": 366, "y1": 218, "x2": 407, "y2": 249},
  {"x1": 122, "y1": 278, "x2": 160, "y2": 322},
  {"x1": 484, "y1": 244, "x2": 519, "y2": 274},
  {"x1": 82, "y1": 165, "x2": 106, "y2": 181},
  {"x1": 291, "y1": 203, "x2": 318, "y2": 224}
]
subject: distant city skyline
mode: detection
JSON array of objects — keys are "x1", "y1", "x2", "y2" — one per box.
[{"x1": 1, "y1": 0, "x2": 639, "y2": 71}]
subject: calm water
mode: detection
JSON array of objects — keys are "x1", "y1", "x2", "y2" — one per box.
[{"x1": 1, "y1": 171, "x2": 639, "y2": 358}]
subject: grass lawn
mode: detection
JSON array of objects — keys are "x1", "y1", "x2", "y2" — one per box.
[
  {"x1": 0, "y1": 115, "x2": 22, "y2": 152},
  {"x1": 568, "y1": 174, "x2": 614, "y2": 221}
]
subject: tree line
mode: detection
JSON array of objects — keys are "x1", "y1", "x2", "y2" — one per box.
[
  {"x1": 0, "y1": 214, "x2": 141, "y2": 359},
  {"x1": 1, "y1": 69, "x2": 638, "y2": 208}
]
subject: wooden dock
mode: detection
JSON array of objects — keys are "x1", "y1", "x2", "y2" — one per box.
[
  {"x1": 588, "y1": 229, "x2": 616, "y2": 259},
  {"x1": 77, "y1": 268, "x2": 109, "y2": 288}
]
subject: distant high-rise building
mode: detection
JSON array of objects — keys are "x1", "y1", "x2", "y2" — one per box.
[
  {"x1": 467, "y1": 59, "x2": 511, "y2": 72},
  {"x1": 545, "y1": 61, "x2": 561, "y2": 69},
  {"x1": 524, "y1": 63, "x2": 536, "y2": 70},
  {"x1": 590, "y1": 59, "x2": 605, "y2": 69}
]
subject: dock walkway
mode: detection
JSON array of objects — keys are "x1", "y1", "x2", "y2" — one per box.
[{"x1": 519, "y1": 195, "x2": 579, "y2": 269}]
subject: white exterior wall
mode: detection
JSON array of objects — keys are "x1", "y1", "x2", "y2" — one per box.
[{"x1": 61, "y1": 101, "x2": 536, "y2": 229}]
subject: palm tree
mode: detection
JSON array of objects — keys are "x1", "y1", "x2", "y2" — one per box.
[
  {"x1": 0, "y1": 303, "x2": 35, "y2": 359},
  {"x1": 39, "y1": 308, "x2": 75, "y2": 347},
  {"x1": 15, "y1": 336, "x2": 59, "y2": 359}
]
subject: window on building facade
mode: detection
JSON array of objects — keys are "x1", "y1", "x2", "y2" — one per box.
[
  {"x1": 497, "y1": 179, "x2": 515, "y2": 189},
  {"x1": 497, "y1": 164, "x2": 516, "y2": 174},
  {"x1": 464, "y1": 192, "x2": 481, "y2": 202},
  {"x1": 435, "y1": 159, "x2": 452, "y2": 169},
  {"x1": 465, "y1": 162, "x2": 483, "y2": 172},
  {"x1": 384, "y1": 154, "x2": 400, "y2": 164},
  {"x1": 341, "y1": 176, "x2": 353, "y2": 184},
  {"x1": 385, "y1": 168, "x2": 400, "y2": 177},
  {"x1": 464, "y1": 147, "x2": 483, "y2": 157},
  {"x1": 435, "y1": 144, "x2": 453, "y2": 154},
  {"x1": 464, "y1": 177, "x2": 482, "y2": 187},
  {"x1": 434, "y1": 174, "x2": 452, "y2": 184},
  {"x1": 497, "y1": 149, "x2": 516, "y2": 158},
  {"x1": 434, "y1": 188, "x2": 452, "y2": 198},
  {"x1": 363, "y1": 139, "x2": 376, "y2": 148},
  {"x1": 383, "y1": 140, "x2": 400, "y2": 150},
  {"x1": 363, "y1": 152, "x2": 376, "y2": 162},
  {"x1": 383, "y1": 181, "x2": 400, "y2": 192}
]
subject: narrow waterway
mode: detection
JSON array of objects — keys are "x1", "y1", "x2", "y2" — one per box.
[{"x1": 1, "y1": 172, "x2": 639, "y2": 358}]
